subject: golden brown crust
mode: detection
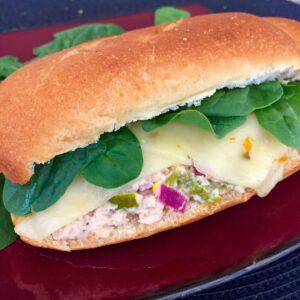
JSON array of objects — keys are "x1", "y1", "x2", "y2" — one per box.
[
  {"x1": 14, "y1": 158, "x2": 300, "y2": 251},
  {"x1": 264, "y1": 17, "x2": 300, "y2": 49},
  {"x1": 0, "y1": 13, "x2": 299, "y2": 184}
]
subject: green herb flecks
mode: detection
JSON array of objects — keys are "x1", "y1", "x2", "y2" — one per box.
[
  {"x1": 109, "y1": 193, "x2": 138, "y2": 209},
  {"x1": 165, "y1": 170, "x2": 211, "y2": 201},
  {"x1": 189, "y1": 181, "x2": 210, "y2": 201},
  {"x1": 205, "y1": 196, "x2": 222, "y2": 207}
]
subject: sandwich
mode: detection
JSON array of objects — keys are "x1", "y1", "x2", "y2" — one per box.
[{"x1": 0, "y1": 12, "x2": 299, "y2": 251}]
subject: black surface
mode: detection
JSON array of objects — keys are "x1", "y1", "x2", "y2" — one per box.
[
  {"x1": 0, "y1": 0, "x2": 299, "y2": 33},
  {"x1": 188, "y1": 247, "x2": 300, "y2": 299},
  {"x1": 0, "y1": 0, "x2": 300, "y2": 299}
]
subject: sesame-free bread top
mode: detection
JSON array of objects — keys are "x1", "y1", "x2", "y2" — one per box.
[
  {"x1": 0, "y1": 13, "x2": 299, "y2": 184},
  {"x1": 265, "y1": 17, "x2": 300, "y2": 49}
]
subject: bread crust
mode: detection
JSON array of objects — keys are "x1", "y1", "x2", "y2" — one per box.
[
  {"x1": 14, "y1": 158, "x2": 300, "y2": 251},
  {"x1": 264, "y1": 17, "x2": 300, "y2": 49},
  {"x1": 0, "y1": 13, "x2": 299, "y2": 184}
]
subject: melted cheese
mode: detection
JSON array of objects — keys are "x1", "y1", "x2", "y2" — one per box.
[
  {"x1": 14, "y1": 114, "x2": 290, "y2": 240},
  {"x1": 133, "y1": 114, "x2": 288, "y2": 192}
]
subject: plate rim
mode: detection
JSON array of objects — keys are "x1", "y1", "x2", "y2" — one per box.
[
  {"x1": 1, "y1": 2, "x2": 300, "y2": 298},
  {"x1": 147, "y1": 239, "x2": 300, "y2": 299}
]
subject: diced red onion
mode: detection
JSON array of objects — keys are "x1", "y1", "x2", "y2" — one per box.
[
  {"x1": 158, "y1": 184, "x2": 187, "y2": 212},
  {"x1": 192, "y1": 165, "x2": 204, "y2": 177}
]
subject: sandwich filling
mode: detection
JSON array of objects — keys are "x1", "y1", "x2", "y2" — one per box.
[
  {"x1": 13, "y1": 114, "x2": 297, "y2": 240},
  {"x1": 4, "y1": 79, "x2": 299, "y2": 243},
  {"x1": 51, "y1": 165, "x2": 244, "y2": 242}
]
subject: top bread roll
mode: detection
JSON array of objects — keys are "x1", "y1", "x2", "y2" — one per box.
[{"x1": 0, "y1": 13, "x2": 299, "y2": 184}]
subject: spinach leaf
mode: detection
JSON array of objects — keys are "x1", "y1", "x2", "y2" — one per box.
[
  {"x1": 32, "y1": 142, "x2": 106, "y2": 212},
  {"x1": 141, "y1": 108, "x2": 246, "y2": 138},
  {"x1": 34, "y1": 24, "x2": 124, "y2": 57},
  {"x1": 141, "y1": 109, "x2": 214, "y2": 134},
  {"x1": 141, "y1": 81, "x2": 284, "y2": 138},
  {"x1": 3, "y1": 127, "x2": 143, "y2": 215},
  {"x1": 209, "y1": 116, "x2": 247, "y2": 138},
  {"x1": 198, "y1": 81, "x2": 283, "y2": 117},
  {"x1": 3, "y1": 141, "x2": 106, "y2": 215},
  {"x1": 154, "y1": 6, "x2": 190, "y2": 25},
  {"x1": 82, "y1": 127, "x2": 143, "y2": 188},
  {"x1": 4, "y1": 164, "x2": 53, "y2": 215},
  {"x1": 256, "y1": 82, "x2": 300, "y2": 147},
  {"x1": 0, "y1": 56, "x2": 23, "y2": 81},
  {"x1": 0, "y1": 174, "x2": 18, "y2": 250}
]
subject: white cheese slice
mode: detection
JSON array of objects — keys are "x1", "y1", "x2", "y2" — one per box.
[
  {"x1": 14, "y1": 114, "x2": 290, "y2": 240},
  {"x1": 133, "y1": 114, "x2": 288, "y2": 194}
]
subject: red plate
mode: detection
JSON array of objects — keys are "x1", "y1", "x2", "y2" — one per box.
[{"x1": 1, "y1": 5, "x2": 300, "y2": 299}]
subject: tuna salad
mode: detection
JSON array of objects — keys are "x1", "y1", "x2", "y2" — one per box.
[{"x1": 52, "y1": 165, "x2": 246, "y2": 241}]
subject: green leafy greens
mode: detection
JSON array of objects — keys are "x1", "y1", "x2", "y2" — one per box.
[
  {"x1": 0, "y1": 175, "x2": 18, "y2": 250},
  {"x1": 4, "y1": 140, "x2": 105, "y2": 215},
  {"x1": 33, "y1": 24, "x2": 124, "y2": 57},
  {"x1": 208, "y1": 116, "x2": 247, "y2": 138},
  {"x1": 141, "y1": 109, "x2": 214, "y2": 134},
  {"x1": 154, "y1": 6, "x2": 191, "y2": 25},
  {"x1": 0, "y1": 56, "x2": 23, "y2": 81},
  {"x1": 256, "y1": 82, "x2": 300, "y2": 147},
  {"x1": 3, "y1": 127, "x2": 142, "y2": 215},
  {"x1": 198, "y1": 81, "x2": 283, "y2": 117},
  {"x1": 141, "y1": 81, "x2": 285, "y2": 138},
  {"x1": 81, "y1": 127, "x2": 143, "y2": 189},
  {"x1": 142, "y1": 110, "x2": 248, "y2": 139}
]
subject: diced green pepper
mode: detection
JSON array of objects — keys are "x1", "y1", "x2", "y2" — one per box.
[
  {"x1": 109, "y1": 193, "x2": 138, "y2": 210},
  {"x1": 165, "y1": 171, "x2": 180, "y2": 187}
]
